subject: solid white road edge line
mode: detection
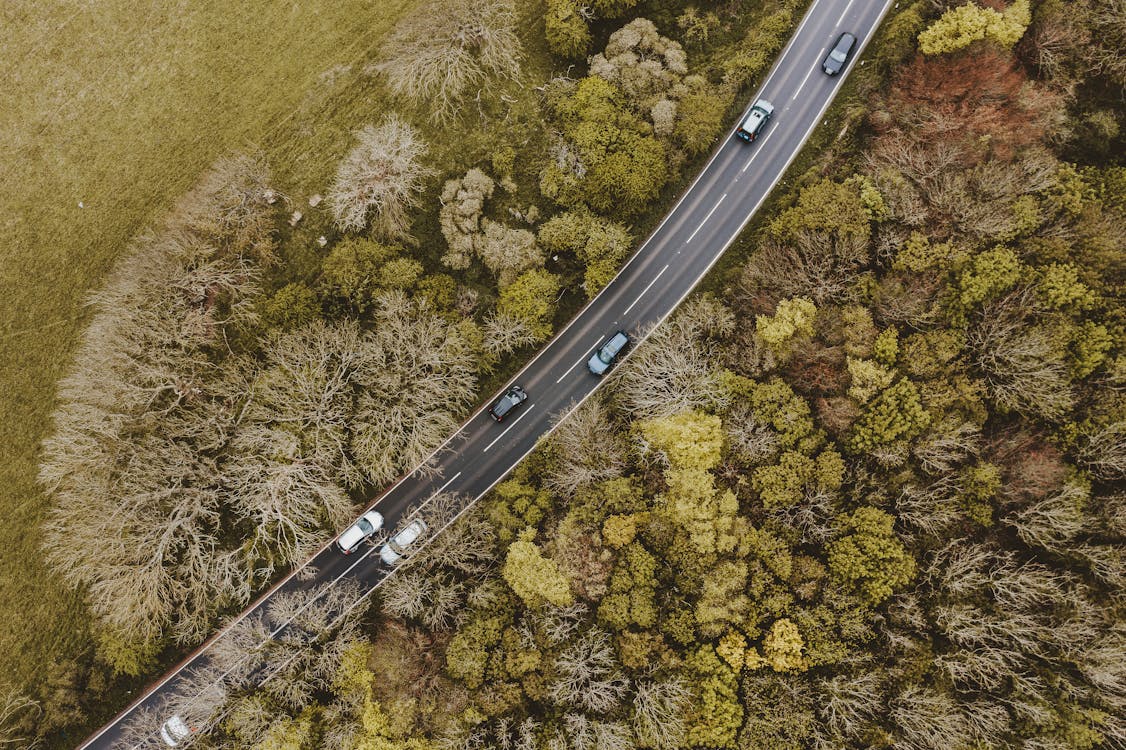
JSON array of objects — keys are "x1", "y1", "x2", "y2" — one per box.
[{"x1": 78, "y1": 0, "x2": 857, "y2": 744}]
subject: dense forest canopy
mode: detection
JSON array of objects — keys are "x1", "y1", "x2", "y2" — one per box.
[{"x1": 4, "y1": 0, "x2": 1122, "y2": 748}]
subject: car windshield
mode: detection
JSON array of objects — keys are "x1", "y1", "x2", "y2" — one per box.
[
  {"x1": 599, "y1": 348, "x2": 615, "y2": 363},
  {"x1": 358, "y1": 518, "x2": 372, "y2": 534}
]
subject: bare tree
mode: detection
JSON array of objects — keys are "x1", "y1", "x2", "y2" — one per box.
[
  {"x1": 890, "y1": 685, "x2": 972, "y2": 750},
  {"x1": 257, "y1": 579, "x2": 369, "y2": 710},
  {"x1": 477, "y1": 220, "x2": 544, "y2": 288},
  {"x1": 0, "y1": 687, "x2": 39, "y2": 749},
  {"x1": 724, "y1": 400, "x2": 781, "y2": 467},
  {"x1": 912, "y1": 420, "x2": 981, "y2": 476},
  {"x1": 224, "y1": 319, "x2": 366, "y2": 568},
  {"x1": 535, "y1": 602, "x2": 590, "y2": 647},
  {"x1": 816, "y1": 672, "x2": 883, "y2": 741},
  {"x1": 740, "y1": 228, "x2": 869, "y2": 307},
  {"x1": 1006, "y1": 481, "x2": 1091, "y2": 552},
  {"x1": 481, "y1": 311, "x2": 540, "y2": 359},
  {"x1": 895, "y1": 475, "x2": 963, "y2": 536},
  {"x1": 440, "y1": 168, "x2": 496, "y2": 271},
  {"x1": 328, "y1": 116, "x2": 434, "y2": 237},
  {"x1": 544, "y1": 397, "x2": 627, "y2": 496},
  {"x1": 968, "y1": 290, "x2": 1074, "y2": 420},
  {"x1": 1076, "y1": 418, "x2": 1126, "y2": 481},
  {"x1": 377, "y1": 0, "x2": 523, "y2": 120},
  {"x1": 39, "y1": 157, "x2": 272, "y2": 648},
  {"x1": 547, "y1": 628, "x2": 630, "y2": 713},
  {"x1": 614, "y1": 296, "x2": 733, "y2": 418},
  {"x1": 631, "y1": 677, "x2": 690, "y2": 749},
  {"x1": 555, "y1": 714, "x2": 632, "y2": 750},
  {"x1": 351, "y1": 292, "x2": 478, "y2": 486},
  {"x1": 179, "y1": 153, "x2": 279, "y2": 262}
]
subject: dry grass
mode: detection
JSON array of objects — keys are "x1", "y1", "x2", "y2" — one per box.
[{"x1": 0, "y1": 0, "x2": 555, "y2": 700}]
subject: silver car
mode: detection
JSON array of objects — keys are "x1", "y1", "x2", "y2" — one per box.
[
  {"x1": 380, "y1": 519, "x2": 429, "y2": 565},
  {"x1": 588, "y1": 331, "x2": 630, "y2": 375},
  {"x1": 822, "y1": 32, "x2": 857, "y2": 76}
]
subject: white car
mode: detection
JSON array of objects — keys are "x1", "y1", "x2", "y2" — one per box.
[
  {"x1": 335, "y1": 510, "x2": 384, "y2": 555},
  {"x1": 736, "y1": 99, "x2": 774, "y2": 142},
  {"x1": 160, "y1": 715, "x2": 192, "y2": 747},
  {"x1": 380, "y1": 519, "x2": 428, "y2": 565}
]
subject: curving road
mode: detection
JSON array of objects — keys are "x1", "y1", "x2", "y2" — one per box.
[{"x1": 80, "y1": 0, "x2": 892, "y2": 746}]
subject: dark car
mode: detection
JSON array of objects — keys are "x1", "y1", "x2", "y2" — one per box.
[
  {"x1": 588, "y1": 331, "x2": 631, "y2": 375},
  {"x1": 489, "y1": 385, "x2": 528, "y2": 422},
  {"x1": 736, "y1": 99, "x2": 774, "y2": 142},
  {"x1": 822, "y1": 32, "x2": 857, "y2": 76}
]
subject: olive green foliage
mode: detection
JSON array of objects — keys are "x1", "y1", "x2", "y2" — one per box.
[
  {"x1": 540, "y1": 76, "x2": 669, "y2": 216},
  {"x1": 721, "y1": 373, "x2": 817, "y2": 450},
  {"x1": 638, "y1": 410, "x2": 724, "y2": 470},
  {"x1": 321, "y1": 238, "x2": 422, "y2": 312},
  {"x1": 496, "y1": 269, "x2": 561, "y2": 342},
  {"x1": 827, "y1": 507, "x2": 915, "y2": 605},
  {"x1": 445, "y1": 614, "x2": 506, "y2": 689},
  {"x1": 503, "y1": 539, "x2": 574, "y2": 608},
  {"x1": 720, "y1": 5, "x2": 796, "y2": 87},
  {"x1": 845, "y1": 379, "x2": 932, "y2": 454},
  {"x1": 597, "y1": 542, "x2": 658, "y2": 629},
  {"x1": 538, "y1": 209, "x2": 633, "y2": 296},
  {"x1": 756, "y1": 297, "x2": 817, "y2": 357},
  {"x1": 544, "y1": 0, "x2": 592, "y2": 58},
  {"x1": 917, "y1": 0, "x2": 1031, "y2": 55},
  {"x1": 665, "y1": 467, "x2": 742, "y2": 558},
  {"x1": 769, "y1": 178, "x2": 874, "y2": 242},
  {"x1": 752, "y1": 448, "x2": 844, "y2": 509},
  {"x1": 951, "y1": 245, "x2": 1024, "y2": 313},
  {"x1": 695, "y1": 560, "x2": 751, "y2": 638},
  {"x1": 685, "y1": 645, "x2": 742, "y2": 749},
  {"x1": 259, "y1": 282, "x2": 321, "y2": 332},
  {"x1": 488, "y1": 477, "x2": 555, "y2": 544},
  {"x1": 759, "y1": 618, "x2": 807, "y2": 673}
]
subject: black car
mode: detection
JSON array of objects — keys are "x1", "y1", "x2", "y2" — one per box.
[
  {"x1": 822, "y1": 32, "x2": 857, "y2": 76},
  {"x1": 489, "y1": 385, "x2": 528, "y2": 422}
]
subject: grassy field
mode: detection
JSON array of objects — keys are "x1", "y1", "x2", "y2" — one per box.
[{"x1": 0, "y1": 0, "x2": 559, "y2": 706}]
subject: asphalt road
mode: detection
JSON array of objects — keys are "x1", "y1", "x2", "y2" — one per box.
[{"x1": 80, "y1": 0, "x2": 893, "y2": 746}]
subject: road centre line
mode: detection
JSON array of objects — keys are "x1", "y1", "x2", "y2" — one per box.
[
  {"x1": 687, "y1": 194, "x2": 726, "y2": 242},
  {"x1": 838, "y1": 0, "x2": 857, "y2": 27},
  {"x1": 557, "y1": 337, "x2": 605, "y2": 383},
  {"x1": 794, "y1": 55, "x2": 823, "y2": 98},
  {"x1": 483, "y1": 404, "x2": 535, "y2": 453},
  {"x1": 163, "y1": 468, "x2": 468, "y2": 740},
  {"x1": 147, "y1": 17, "x2": 867, "y2": 722},
  {"x1": 81, "y1": 0, "x2": 869, "y2": 744},
  {"x1": 433, "y1": 471, "x2": 463, "y2": 496},
  {"x1": 622, "y1": 264, "x2": 670, "y2": 316},
  {"x1": 740, "y1": 129, "x2": 776, "y2": 173},
  {"x1": 760, "y1": 0, "x2": 820, "y2": 95}
]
